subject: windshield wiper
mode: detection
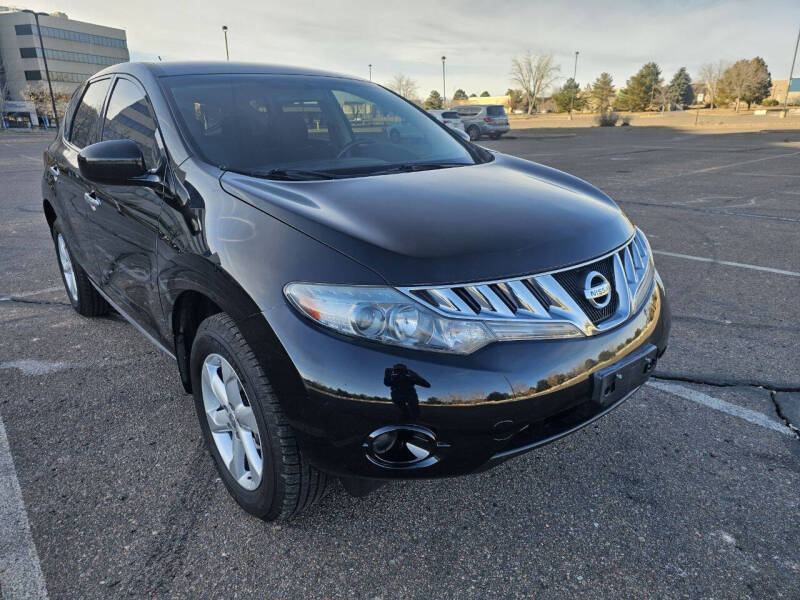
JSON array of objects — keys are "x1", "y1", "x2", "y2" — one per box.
[
  {"x1": 362, "y1": 162, "x2": 471, "y2": 176},
  {"x1": 226, "y1": 167, "x2": 340, "y2": 181}
]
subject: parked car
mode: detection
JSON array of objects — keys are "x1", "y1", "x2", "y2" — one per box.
[
  {"x1": 43, "y1": 62, "x2": 670, "y2": 521},
  {"x1": 454, "y1": 104, "x2": 510, "y2": 140},
  {"x1": 427, "y1": 109, "x2": 465, "y2": 131}
]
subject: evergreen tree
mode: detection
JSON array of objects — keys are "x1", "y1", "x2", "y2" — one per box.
[
  {"x1": 667, "y1": 67, "x2": 694, "y2": 108},
  {"x1": 619, "y1": 62, "x2": 662, "y2": 111},
  {"x1": 452, "y1": 88, "x2": 469, "y2": 102},
  {"x1": 423, "y1": 90, "x2": 443, "y2": 110},
  {"x1": 552, "y1": 78, "x2": 586, "y2": 112},
  {"x1": 469, "y1": 93, "x2": 477, "y2": 97},
  {"x1": 480, "y1": 91, "x2": 491, "y2": 97},
  {"x1": 590, "y1": 73, "x2": 615, "y2": 112},
  {"x1": 742, "y1": 57, "x2": 771, "y2": 107}
]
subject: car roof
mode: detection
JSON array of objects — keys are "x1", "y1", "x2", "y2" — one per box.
[{"x1": 93, "y1": 61, "x2": 363, "y2": 81}]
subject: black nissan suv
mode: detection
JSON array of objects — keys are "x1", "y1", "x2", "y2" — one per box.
[{"x1": 42, "y1": 62, "x2": 670, "y2": 521}]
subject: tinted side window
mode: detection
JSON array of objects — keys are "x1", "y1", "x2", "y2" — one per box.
[
  {"x1": 486, "y1": 106, "x2": 506, "y2": 116},
  {"x1": 102, "y1": 78, "x2": 160, "y2": 169},
  {"x1": 69, "y1": 79, "x2": 110, "y2": 148}
]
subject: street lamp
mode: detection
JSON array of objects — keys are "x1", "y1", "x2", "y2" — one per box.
[
  {"x1": 782, "y1": 25, "x2": 800, "y2": 117},
  {"x1": 441, "y1": 56, "x2": 447, "y2": 106},
  {"x1": 569, "y1": 50, "x2": 579, "y2": 121},
  {"x1": 222, "y1": 25, "x2": 229, "y2": 61},
  {"x1": 368, "y1": 63, "x2": 372, "y2": 82},
  {"x1": 22, "y1": 9, "x2": 58, "y2": 128}
]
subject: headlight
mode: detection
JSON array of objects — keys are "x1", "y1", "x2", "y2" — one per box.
[
  {"x1": 284, "y1": 283, "x2": 582, "y2": 355},
  {"x1": 631, "y1": 229, "x2": 656, "y2": 313}
]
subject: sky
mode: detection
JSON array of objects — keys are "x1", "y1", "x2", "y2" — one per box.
[{"x1": 18, "y1": 0, "x2": 800, "y2": 97}]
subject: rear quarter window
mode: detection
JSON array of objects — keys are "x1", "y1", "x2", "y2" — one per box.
[{"x1": 486, "y1": 106, "x2": 506, "y2": 117}]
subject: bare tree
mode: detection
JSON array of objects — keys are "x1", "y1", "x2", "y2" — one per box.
[
  {"x1": 386, "y1": 74, "x2": 420, "y2": 104},
  {"x1": 510, "y1": 51, "x2": 560, "y2": 114},
  {"x1": 698, "y1": 61, "x2": 727, "y2": 109}
]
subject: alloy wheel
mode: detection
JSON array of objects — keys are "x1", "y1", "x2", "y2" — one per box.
[
  {"x1": 57, "y1": 234, "x2": 78, "y2": 303},
  {"x1": 201, "y1": 353, "x2": 264, "y2": 490}
]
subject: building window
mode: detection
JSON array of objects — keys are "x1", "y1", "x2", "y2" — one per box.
[
  {"x1": 16, "y1": 46, "x2": 124, "y2": 67},
  {"x1": 25, "y1": 70, "x2": 43, "y2": 81},
  {"x1": 15, "y1": 23, "x2": 127, "y2": 49}
]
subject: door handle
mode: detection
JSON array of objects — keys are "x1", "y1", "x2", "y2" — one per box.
[
  {"x1": 84, "y1": 191, "x2": 101, "y2": 211},
  {"x1": 49, "y1": 165, "x2": 60, "y2": 178}
]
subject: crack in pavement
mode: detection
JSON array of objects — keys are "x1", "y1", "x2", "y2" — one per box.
[
  {"x1": 651, "y1": 374, "x2": 800, "y2": 437},
  {"x1": 770, "y1": 391, "x2": 799, "y2": 434},
  {"x1": 652, "y1": 372, "x2": 800, "y2": 393}
]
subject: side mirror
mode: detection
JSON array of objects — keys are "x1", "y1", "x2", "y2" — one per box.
[
  {"x1": 78, "y1": 139, "x2": 148, "y2": 184},
  {"x1": 453, "y1": 128, "x2": 470, "y2": 142}
]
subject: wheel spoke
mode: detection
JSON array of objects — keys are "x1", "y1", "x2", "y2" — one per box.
[
  {"x1": 228, "y1": 435, "x2": 246, "y2": 480},
  {"x1": 207, "y1": 408, "x2": 232, "y2": 433},
  {"x1": 240, "y1": 435, "x2": 262, "y2": 485},
  {"x1": 208, "y1": 367, "x2": 228, "y2": 407},
  {"x1": 234, "y1": 405, "x2": 258, "y2": 433}
]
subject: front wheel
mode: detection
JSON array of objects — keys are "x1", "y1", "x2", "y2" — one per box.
[
  {"x1": 467, "y1": 125, "x2": 481, "y2": 141},
  {"x1": 190, "y1": 313, "x2": 327, "y2": 520}
]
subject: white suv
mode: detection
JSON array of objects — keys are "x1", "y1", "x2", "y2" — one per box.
[{"x1": 427, "y1": 110, "x2": 465, "y2": 132}]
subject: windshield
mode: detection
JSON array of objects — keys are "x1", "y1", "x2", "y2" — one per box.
[{"x1": 163, "y1": 74, "x2": 477, "y2": 178}]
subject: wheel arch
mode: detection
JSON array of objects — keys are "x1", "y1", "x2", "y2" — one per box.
[
  {"x1": 166, "y1": 270, "x2": 305, "y2": 406},
  {"x1": 43, "y1": 198, "x2": 57, "y2": 232}
]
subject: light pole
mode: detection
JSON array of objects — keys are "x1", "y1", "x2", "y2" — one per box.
[
  {"x1": 22, "y1": 9, "x2": 58, "y2": 128},
  {"x1": 441, "y1": 56, "x2": 447, "y2": 106},
  {"x1": 368, "y1": 64, "x2": 372, "y2": 82},
  {"x1": 569, "y1": 50, "x2": 579, "y2": 121},
  {"x1": 222, "y1": 25, "x2": 229, "y2": 61},
  {"x1": 782, "y1": 24, "x2": 800, "y2": 117}
]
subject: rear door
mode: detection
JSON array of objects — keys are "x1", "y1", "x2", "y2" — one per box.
[
  {"x1": 52, "y1": 77, "x2": 112, "y2": 277},
  {"x1": 86, "y1": 75, "x2": 166, "y2": 336}
]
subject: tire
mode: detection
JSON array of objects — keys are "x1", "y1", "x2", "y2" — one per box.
[
  {"x1": 52, "y1": 221, "x2": 110, "y2": 317},
  {"x1": 190, "y1": 312, "x2": 327, "y2": 521},
  {"x1": 467, "y1": 125, "x2": 481, "y2": 141}
]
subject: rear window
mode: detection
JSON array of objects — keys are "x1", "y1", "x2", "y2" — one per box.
[
  {"x1": 486, "y1": 106, "x2": 506, "y2": 117},
  {"x1": 441, "y1": 111, "x2": 459, "y2": 119}
]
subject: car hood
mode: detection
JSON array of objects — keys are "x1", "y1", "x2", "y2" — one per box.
[{"x1": 220, "y1": 153, "x2": 634, "y2": 286}]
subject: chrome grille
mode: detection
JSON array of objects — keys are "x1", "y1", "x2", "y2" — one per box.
[{"x1": 398, "y1": 229, "x2": 655, "y2": 337}]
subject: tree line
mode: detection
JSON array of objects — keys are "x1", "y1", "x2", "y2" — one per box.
[{"x1": 386, "y1": 53, "x2": 776, "y2": 114}]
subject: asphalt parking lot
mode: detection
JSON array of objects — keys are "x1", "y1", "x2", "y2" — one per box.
[{"x1": 1, "y1": 126, "x2": 798, "y2": 599}]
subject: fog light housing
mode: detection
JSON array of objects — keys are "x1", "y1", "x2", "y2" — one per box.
[{"x1": 364, "y1": 425, "x2": 440, "y2": 469}]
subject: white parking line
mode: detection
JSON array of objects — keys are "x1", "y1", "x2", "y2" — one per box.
[
  {"x1": 653, "y1": 250, "x2": 800, "y2": 277},
  {"x1": 646, "y1": 380, "x2": 794, "y2": 437},
  {"x1": 0, "y1": 415, "x2": 49, "y2": 599}
]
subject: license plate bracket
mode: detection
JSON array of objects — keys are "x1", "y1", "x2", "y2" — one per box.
[{"x1": 591, "y1": 344, "x2": 658, "y2": 407}]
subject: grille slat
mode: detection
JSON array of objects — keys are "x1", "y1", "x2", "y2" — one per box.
[{"x1": 399, "y1": 230, "x2": 652, "y2": 336}]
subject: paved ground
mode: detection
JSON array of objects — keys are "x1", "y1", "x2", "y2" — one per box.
[{"x1": 1, "y1": 127, "x2": 798, "y2": 599}]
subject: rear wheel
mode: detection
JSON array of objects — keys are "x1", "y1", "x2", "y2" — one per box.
[
  {"x1": 467, "y1": 125, "x2": 481, "y2": 141},
  {"x1": 190, "y1": 312, "x2": 327, "y2": 520},
  {"x1": 52, "y1": 221, "x2": 110, "y2": 317}
]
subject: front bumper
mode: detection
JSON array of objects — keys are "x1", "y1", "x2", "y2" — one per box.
[{"x1": 268, "y1": 278, "x2": 670, "y2": 479}]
